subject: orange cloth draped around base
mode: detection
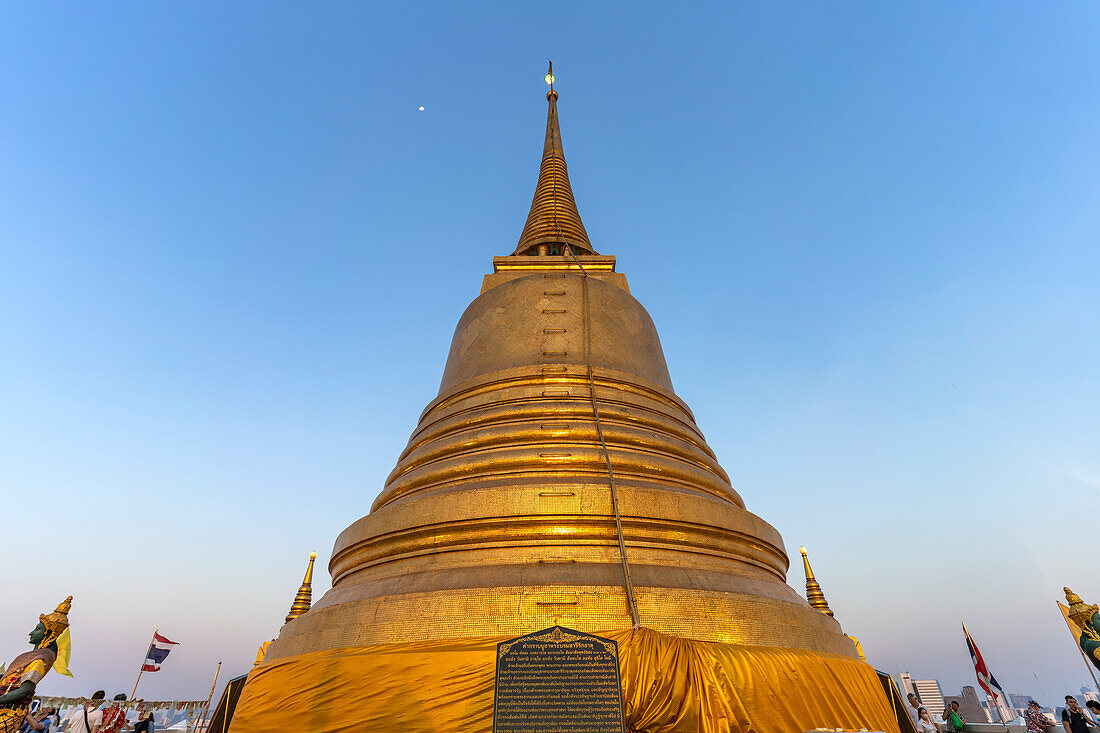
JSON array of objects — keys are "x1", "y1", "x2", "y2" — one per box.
[{"x1": 229, "y1": 627, "x2": 901, "y2": 733}]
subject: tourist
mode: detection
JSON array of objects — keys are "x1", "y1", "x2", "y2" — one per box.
[
  {"x1": 61, "y1": 690, "x2": 104, "y2": 733},
  {"x1": 1062, "y1": 695, "x2": 1089, "y2": 733},
  {"x1": 97, "y1": 695, "x2": 126, "y2": 733},
  {"x1": 915, "y1": 706, "x2": 938, "y2": 733},
  {"x1": 132, "y1": 710, "x2": 154, "y2": 733},
  {"x1": 941, "y1": 701, "x2": 964, "y2": 733},
  {"x1": 22, "y1": 706, "x2": 57, "y2": 732},
  {"x1": 1025, "y1": 701, "x2": 1049, "y2": 733},
  {"x1": 906, "y1": 693, "x2": 922, "y2": 724},
  {"x1": 1087, "y1": 700, "x2": 1100, "y2": 722}
]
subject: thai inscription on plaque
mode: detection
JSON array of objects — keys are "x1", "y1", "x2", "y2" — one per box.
[{"x1": 493, "y1": 625, "x2": 624, "y2": 733}]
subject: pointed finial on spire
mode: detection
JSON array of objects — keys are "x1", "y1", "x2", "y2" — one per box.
[
  {"x1": 284, "y1": 551, "x2": 317, "y2": 624},
  {"x1": 545, "y1": 60, "x2": 556, "y2": 100},
  {"x1": 800, "y1": 546, "x2": 834, "y2": 618},
  {"x1": 513, "y1": 62, "x2": 595, "y2": 257}
]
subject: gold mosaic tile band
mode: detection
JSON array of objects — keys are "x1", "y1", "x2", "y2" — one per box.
[{"x1": 268, "y1": 585, "x2": 856, "y2": 660}]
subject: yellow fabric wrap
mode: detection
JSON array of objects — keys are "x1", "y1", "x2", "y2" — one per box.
[
  {"x1": 229, "y1": 628, "x2": 900, "y2": 733},
  {"x1": 53, "y1": 628, "x2": 73, "y2": 677}
]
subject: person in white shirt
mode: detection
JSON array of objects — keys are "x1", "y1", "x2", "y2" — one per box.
[
  {"x1": 61, "y1": 690, "x2": 104, "y2": 733},
  {"x1": 906, "y1": 693, "x2": 922, "y2": 724},
  {"x1": 916, "y1": 706, "x2": 940, "y2": 733}
]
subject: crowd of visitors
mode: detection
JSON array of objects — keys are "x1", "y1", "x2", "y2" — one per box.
[
  {"x1": 904, "y1": 693, "x2": 967, "y2": 732},
  {"x1": 905, "y1": 688, "x2": 1100, "y2": 732},
  {"x1": 1049, "y1": 695, "x2": 1100, "y2": 733},
  {"x1": 18, "y1": 691, "x2": 157, "y2": 733}
]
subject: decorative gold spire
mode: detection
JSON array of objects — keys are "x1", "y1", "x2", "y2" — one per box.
[
  {"x1": 800, "y1": 547, "x2": 834, "y2": 617},
  {"x1": 285, "y1": 552, "x2": 317, "y2": 624},
  {"x1": 39, "y1": 595, "x2": 72, "y2": 646},
  {"x1": 1065, "y1": 587, "x2": 1099, "y2": 630},
  {"x1": 513, "y1": 62, "x2": 595, "y2": 257}
]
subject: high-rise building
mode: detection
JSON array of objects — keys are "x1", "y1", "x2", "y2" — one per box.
[
  {"x1": 914, "y1": 680, "x2": 946, "y2": 716},
  {"x1": 982, "y1": 694, "x2": 1016, "y2": 723},
  {"x1": 945, "y1": 686, "x2": 991, "y2": 724},
  {"x1": 900, "y1": 672, "x2": 917, "y2": 699},
  {"x1": 1009, "y1": 694, "x2": 1032, "y2": 709}
]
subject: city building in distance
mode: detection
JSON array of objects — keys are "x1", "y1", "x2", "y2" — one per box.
[
  {"x1": 913, "y1": 679, "x2": 946, "y2": 717},
  {"x1": 900, "y1": 672, "x2": 916, "y2": 699},
  {"x1": 943, "y1": 686, "x2": 991, "y2": 724}
]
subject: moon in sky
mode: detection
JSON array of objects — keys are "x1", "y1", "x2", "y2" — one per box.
[{"x1": 418, "y1": 106, "x2": 425, "y2": 111}]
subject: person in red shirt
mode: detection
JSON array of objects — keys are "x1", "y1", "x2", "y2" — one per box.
[
  {"x1": 1025, "y1": 701, "x2": 1050, "y2": 733},
  {"x1": 97, "y1": 694, "x2": 127, "y2": 733}
]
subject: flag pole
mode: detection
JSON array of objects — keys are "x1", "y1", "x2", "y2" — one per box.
[
  {"x1": 963, "y1": 622, "x2": 1008, "y2": 732},
  {"x1": 990, "y1": 692, "x2": 1008, "y2": 730},
  {"x1": 131, "y1": 629, "x2": 156, "y2": 700},
  {"x1": 196, "y1": 661, "x2": 221, "y2": 732}
]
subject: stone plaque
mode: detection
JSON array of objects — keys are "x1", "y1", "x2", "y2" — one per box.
[{"x1": 493, "y1": 625, "x2": 624, "y2": 733}]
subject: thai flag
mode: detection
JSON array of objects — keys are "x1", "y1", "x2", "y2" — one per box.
[
  {"x1": 963, "y1": 623, "x2": 1005, "y2": 702},
  {"x1": 142, "y1": 632, "x2": 179, "y2": 672}
]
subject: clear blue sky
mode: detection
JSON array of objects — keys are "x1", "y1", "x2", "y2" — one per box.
[{"x1": 2, "y1": 1, "x2": 1098, "y2": 706}]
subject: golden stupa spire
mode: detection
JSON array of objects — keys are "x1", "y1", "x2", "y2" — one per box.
[
  {"x1": 284, "y1": 552, "x2": 317, "y2": 624},
  {"x1": 800, "y1": 547, "x2": 834, "y2": 617},
  {"x1": 259, "y1": 72, "x2": 862, "y2": 667},
  {"x1": 513, "y1": 61, "x2": 595, "y2": 256}
]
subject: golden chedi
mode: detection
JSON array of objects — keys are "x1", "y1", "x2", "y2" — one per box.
[{"x1": 231, "y1": 73, "x2": 900, "y2": 733}]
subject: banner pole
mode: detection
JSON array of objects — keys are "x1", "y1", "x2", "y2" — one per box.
[
  {"x1": 963, "y1": 623, "x2": 1008, "y2": 730},
  {"x1": 196, "y1": 661, "x2": 221, "y2": 732},
  {"x1": 991, "y1": 693, "x2": 1008, "y2": 730},
  {"x1": 130, "y1": 629, "x2": 156, "y2": 700}
]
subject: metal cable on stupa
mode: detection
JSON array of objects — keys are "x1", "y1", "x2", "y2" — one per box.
[{"x1": 562, "y1": 219, "x2": 641, "y2": 628}]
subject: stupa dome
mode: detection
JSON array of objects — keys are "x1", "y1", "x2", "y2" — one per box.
[{"x1": 266, "y1": 97, "x2": 854, "y2": 655}]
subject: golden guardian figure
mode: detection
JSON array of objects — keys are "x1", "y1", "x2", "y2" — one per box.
[{"x1": 0, "y1": 597, "x2": 71, "y2": 733}]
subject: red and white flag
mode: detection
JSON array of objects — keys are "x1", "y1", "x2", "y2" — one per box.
[
  {"x1": 963, "y1": 623, "x2": 1005, "y2": 702},
  {"x1": 142, "y1": 632, "x2": 179, "y2": 672}
]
